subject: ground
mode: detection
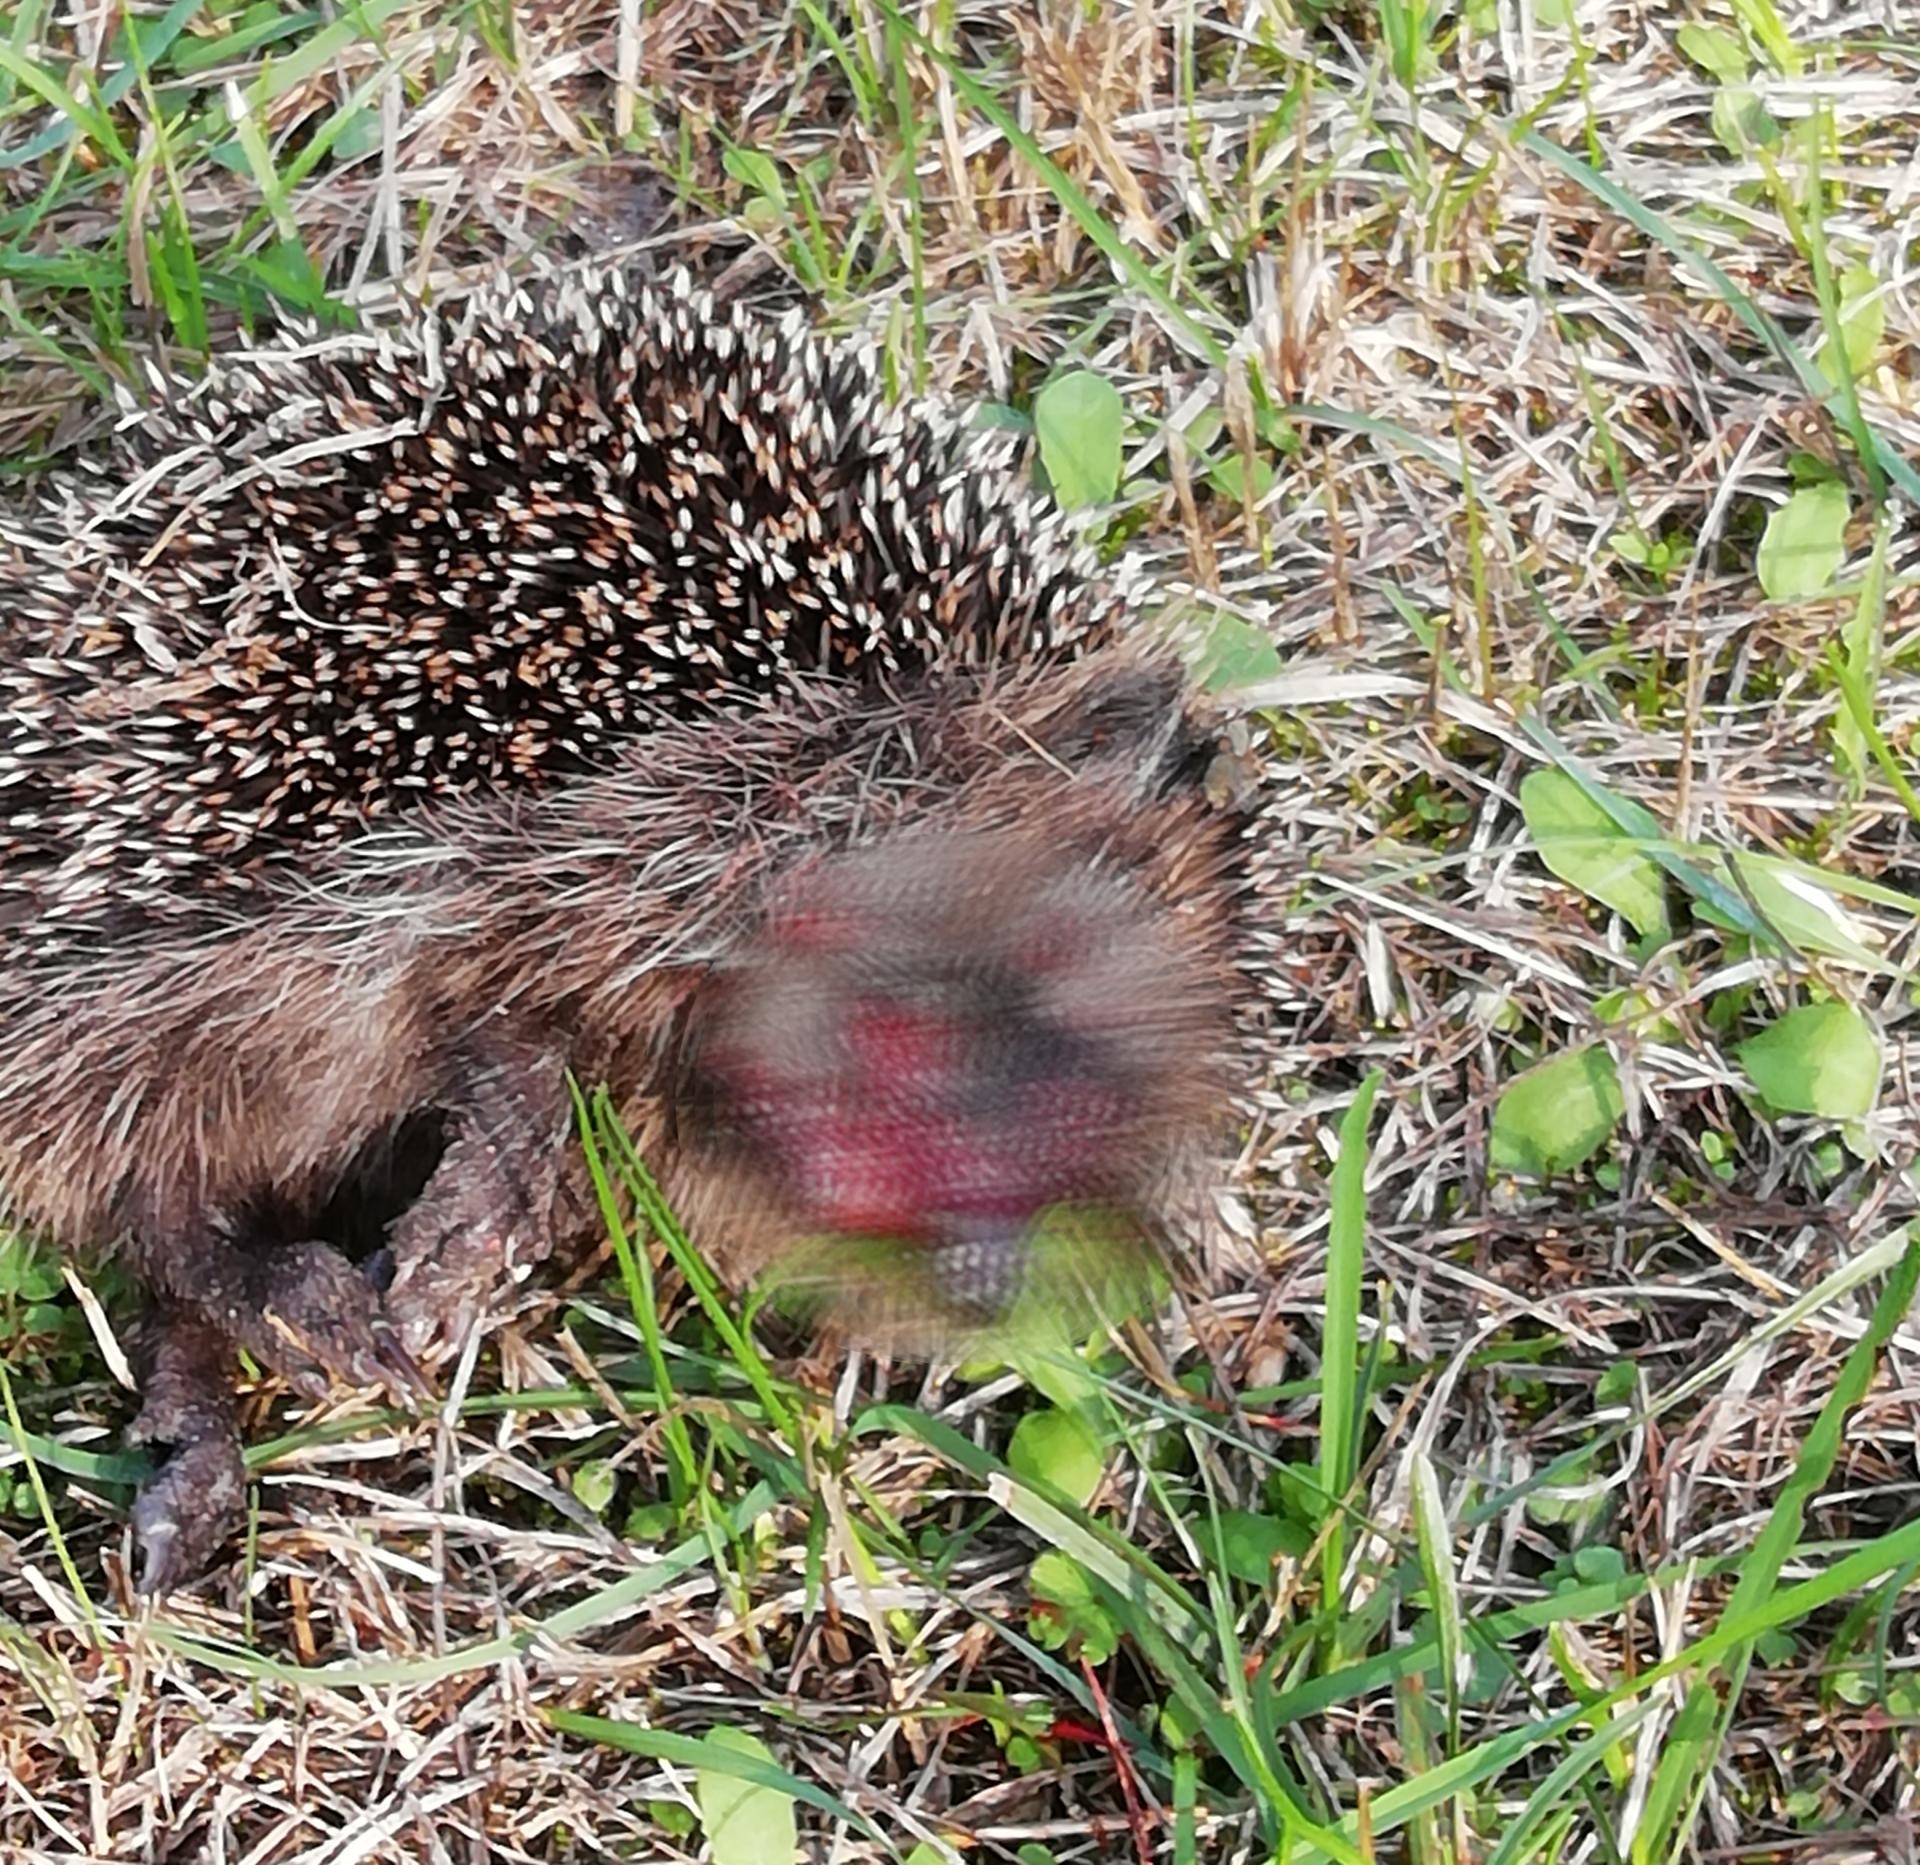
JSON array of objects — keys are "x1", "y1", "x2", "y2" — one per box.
[{"x1": 3, "y1": 2, "x2": 1920, "y2": 1861}]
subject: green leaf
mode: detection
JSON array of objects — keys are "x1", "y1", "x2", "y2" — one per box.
[
  {"x1": 1572, "y1": 1545, "x2": 1628, "y2": 1585},
  {"x1": 1490, "y1": 1047, "x2": 1624, "y2": 1178},
  {"x1": 1718, "y1": 853, "x2": 1884, "y2": 968},
  {"x1": 1677, "y1": 22, "x2": 1748, "y2": 81},
  {"x1": 1213, "y1": 1509, "x2": 1312, "y2": 1586},
  {"x1": 1710, "y1": 84, "x2": 1781, "y2": 155},
  {"x1": 1817, "y1": 263, "x2": 1886, "y2": 382},
  {"x1": 1204, "y1": 452, "x2": 1278, "y2": 505},
  {"x1": 694, "y1": 1727, "x2": 799, "y2": 1865},
  {"x1": 1192, "y1": 611, "x2": 1284, "y2": 693},
  {"x1": 721, "y1": 146, "x2": 786, "y2": 206},
  {"x1": 1028, "y1": 1549, "x2": 1121, "y2": 1665},
  {"x1": 1008, "y1": 1406, "x2": 1105, "y2": 1507},
  {"x1": 1319, "y1": 1070, "x2": 1380, "y2": 1648},
  {"x1": 1410, "y1": 1452, "x2": 1464, "y2": 1705},
  {"x1": 1520, "y1": 769, "x2": 1670, "y2": 940},
  {"x1": 570, "y1": 1459, "x2": 618, "y2": 1516},
  {"x1": 328, "y1": 104, "x2": 383, "y2": 164},
  {"x1": 649, "y1": 1798, "x2": 697, "y2": 1838},
  {"x1": 1034, "y1": 370, "x2": 1125, "y2": 511},
  {"x1": 1737, "y1": 1002, "x2": 1882, "y2": 1118},
  {"x1": 1757, "y1": 482, "x2": 1850, "y2": 601}
]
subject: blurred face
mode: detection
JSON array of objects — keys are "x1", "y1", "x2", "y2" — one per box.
[{"x1": 681, "y1": 830, "x2": 1231, "y2": 1329}]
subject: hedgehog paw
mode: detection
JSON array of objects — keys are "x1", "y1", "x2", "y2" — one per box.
[
  {"x1": 234, "y1": 1239, "x2": 430, "y2": 1405},
  {"x1": 129, "y1": 1423, "x2": 248, "y2": 1597},
  {"x1": 381, "y1": 1049, "x2": 570, "y2": 1362},
  {"x1": 383, "y1": 1149, "x2": 563, "y2": 1362},
  {"x1": 126, "y1": 1305, "x2": 248, "y2": 1595}
]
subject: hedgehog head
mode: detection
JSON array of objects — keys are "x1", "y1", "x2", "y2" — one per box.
[{"x1": 676, "y1": 818, "x2": 1237, "y2": 1342}]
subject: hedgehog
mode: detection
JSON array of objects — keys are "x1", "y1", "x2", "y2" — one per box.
[{"x1": 0, "y1": 265, "x2": 1271, "y2": 1594}]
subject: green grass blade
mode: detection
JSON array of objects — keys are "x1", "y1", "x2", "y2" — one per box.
[
  {"x1": 1515, "y1": 127, "x2": 1920, "y2": 506},
  {"x1": 1319, "y1": 1070, "x2": 1382, "y2": 1648},
  {"x1": 1635, "y1": 1230, "x2": 1920, "y2": 1863}
]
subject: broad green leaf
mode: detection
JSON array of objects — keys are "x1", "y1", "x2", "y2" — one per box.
[
  {"x1": 1720, "y1": 854, "x2": 1883, "y2": 968},
  {"x1": 1757, "y1": 482, "x2": 1850, "y2": 601},
  {"x1": 1490, "y1": 1047, "x2": 1624, "y2": 1178},
  {"x1": 694, "y1": 1727, "x2": 799, "y2": 1865},
  {"x1": 1520, "y1": 769, "x2": 1670, "y2": 940},
  {"x1": 1008, "y1": 1407, "x2": 1105, "y2": 1505},
  {"x1": 1213, "y1": 1509, "x2": 1312, "y2": 1586},
  {"x1": 1818, "y1": 263, "x2": 1887, "y2": 382},
  {"x1": 1034, "y1": 371, "x2": 1125, "y2": 511},
  {"x1": 1676, "y1": 22, "x2": 1747, "y2": 80},
  {"x1": 1737, "y1": 1002, "x2": 1881, "y2": 1117}
]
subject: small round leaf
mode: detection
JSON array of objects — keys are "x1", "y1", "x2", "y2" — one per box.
[
  {"x1": 1737, "y1": 1002, "x2": 1881, "y2": 1118},
  {"x1": 1034, "y1": 371, "x2": 1125, "y2": 512},
  {"x1": 1008, "y1": 1407, "x2": 1105, "y2": 1506},
  {"x1": 1490, "y1": 1046, "x2": 1625, "y2": 1178}
]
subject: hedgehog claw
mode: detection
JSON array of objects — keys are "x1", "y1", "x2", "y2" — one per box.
[
  {"x1": 384, "y1": 1228, "x2": 517, "y2": 1365},
  {"x1": 131, "y1": 1428, "x2": 248, "y2": 1597}
]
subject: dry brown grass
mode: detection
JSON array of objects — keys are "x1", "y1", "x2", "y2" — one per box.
[{"x1": 5, "y1": 1, "x2": 1920, "y2": 1859}]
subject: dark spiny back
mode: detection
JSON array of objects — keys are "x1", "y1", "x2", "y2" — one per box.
[{"x1": 0, "y1": 267, "x2": 1135, "y2": 956}]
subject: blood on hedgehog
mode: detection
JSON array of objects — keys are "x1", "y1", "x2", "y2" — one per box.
[{"x1": 0, "y1": 263, "x2": 1271, "y2": 1592}]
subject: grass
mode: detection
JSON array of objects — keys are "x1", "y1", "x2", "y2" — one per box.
[{"x1": 3, "y1": 0, "x2": 1920, "y2": 1859}]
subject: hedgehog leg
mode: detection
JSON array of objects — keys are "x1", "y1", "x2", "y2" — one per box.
[
  {"x1": 382, "y1": 1042, "x2": 573, "y2": 1360},
  {"x1": 125, "y1": 1301, "x2": 248, "y2": 1595},
  {"x1": 127, "y1": 1220, "x2": 426, "y2": 1406}
]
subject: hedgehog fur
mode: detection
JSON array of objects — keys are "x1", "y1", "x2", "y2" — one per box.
[{"x1": 0, "y1": 264, "x2": 1272, "y2": 1593}]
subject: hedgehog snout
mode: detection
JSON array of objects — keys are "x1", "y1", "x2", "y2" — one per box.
[{"x1": 680, "y1": 828, "x2": 1229, "y2": 1322}]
